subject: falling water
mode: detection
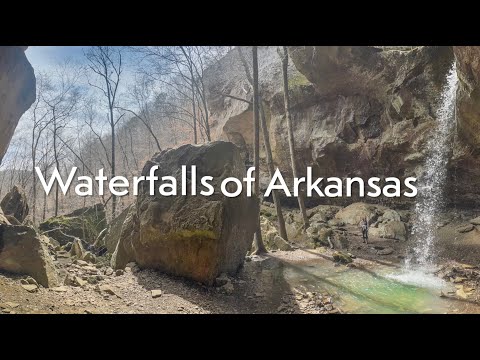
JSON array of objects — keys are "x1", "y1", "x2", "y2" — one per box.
[{"x1": 406, "y1": 63, "x2": 458, "y2": 269}]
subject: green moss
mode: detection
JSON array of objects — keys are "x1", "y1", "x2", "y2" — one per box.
[
  {"x1": 174, "y1": 229, "x2": 217, "y2": 241},
  {"x1": 42, "y1": 216, "x2": 75, "y2": 227},
  {"x1": 142, "y1": 228, "x2": 217, "y2": 243},
  {"x1": 40, "y1": 215, "x2": 103, "y2": 245},
  {"x1": 333, "y1": 251, "x2": 353, "y2": 264}
]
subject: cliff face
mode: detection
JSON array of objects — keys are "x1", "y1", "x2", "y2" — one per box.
[
  {"x1": 0, "y1": 46, "x2": 36, "y2": 163},
  {"x1": 454, "y1": 46, "x2": 480, "y2": 151},
  {"x1": 206, "y1": 46, "x2": 467, "y2": 208}
]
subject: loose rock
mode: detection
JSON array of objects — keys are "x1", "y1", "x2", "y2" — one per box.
[
  {"x1": 21, "y1": 284, "x2": 38, "y2": 293},
  {"x1": 74, "y1": 259, "x2": 88, "y2": 267},
  {"x1": 51, "y1": 286, "x2": 68, "y2": 293},
  {"x1": 377, "y1": 247, "x2": 394, "y2": 255},
  {"x1": 83, "y1": 252, "x2": 96, "y2": 264},
  {"x1": 151, "y1": 290, "x2": 163, "y2": 298},
  {"x1": 470, "y1": 216, "x2": 480, "y2": 225},
  {"x1": 333, "y1": 251, "x2": 353, "y2": 264},
  {"x1": 115, "y1": 269, "x2": 124, "y2": 277},
  {"x1": 456, "y1": 224, "x2": 475, "y2": 233}
]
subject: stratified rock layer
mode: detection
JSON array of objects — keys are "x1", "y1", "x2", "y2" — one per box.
[{"x1": 205, "y1": 46, "x2": 476, "y2": 207}]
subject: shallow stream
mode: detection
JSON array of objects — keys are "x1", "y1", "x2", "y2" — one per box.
[{"x1": 281, "y1": 257, "x2": 478, "y2": 314}]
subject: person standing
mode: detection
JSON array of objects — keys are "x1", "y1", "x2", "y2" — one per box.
[{"x1": 360, "y1": 217, "x2": 369, "y2": 244}]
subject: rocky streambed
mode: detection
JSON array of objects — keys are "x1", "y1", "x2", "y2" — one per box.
[{"x1": 2, "y1": 243, "x2": 480, "y2": 314}]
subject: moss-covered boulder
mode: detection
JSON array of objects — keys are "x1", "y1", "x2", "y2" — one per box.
[
  {"x1": 112, "y1": 142, "x2": 258, "y2": 285},
  {"x1": 370, "y1": 220, "x2": 407, "y2": 241},
  {"x1": 315, "y1": 227, "x2": 333, "y2": 247},
  {"x1": 333, "y1": 251, "x2": 353, "y2": 264},
  {"x1": 39, "y1": 204, "x2": 106, "y2": 245}
]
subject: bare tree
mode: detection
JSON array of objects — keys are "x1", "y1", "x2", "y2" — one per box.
[
  {"x1": 180, "y1": 46, "x2": 212, "y2": 141},
  {"x1": 30, "y1": 73, "x2": 52, "y2": 224},
  {"x1": 251, "y1": 47, "x2": 267, "y2": 255},
  {"x1": 42, "y1": 64, "x2": 81, "y2": 216},
  {"x1": 259, "y1": 105, "x2": 288, "y2": 240},
  {"x1": 36, "y1": 134, "x2": 56, "y2": 221},
  {"x1": 237, "y1": 47, "x2": 288, "y2": 246},
  {"x1": 278, "y1": 46, "x2": 309, "y2": 229},
  {"x1": 85, "y1": 46, "x2": 124, "y2": 219},
  {"x1": 118, "y1": 76, "x2": 162, "y2": 152},
  {"x1": 132, "y1": 46, "x2": 230, "y2": 145}
]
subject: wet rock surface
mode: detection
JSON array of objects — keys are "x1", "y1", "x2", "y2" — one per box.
[{"x1": 437, "y1": 262, "x2": 480, "y2": 302}]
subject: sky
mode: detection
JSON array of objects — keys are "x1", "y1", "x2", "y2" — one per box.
[
  {"x1": 26, "y1": 46, "x2": 87, "y2": 72},
  {"x1": 0, "y1": 46, "x2": 139, "y2": 168},
  {"x1": 25, "y1": 46, "x2": 138, "y2": 86}
]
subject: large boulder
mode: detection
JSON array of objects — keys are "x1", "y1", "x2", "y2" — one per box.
[
  {"x1": 103, "y1": 206, "x2": 130, "y2": 253},
  {"x1": 259, "y1": 215, "x2": 293, "y2": 251},
  {"x1": 0, "y1": 185, "x2": 29, "y2": 223},
  {"x1": 0, "y1": 224, "x2": 58, "y2": 287},
  {"x1": 335, "y1": 202, "x2": 383, "y2": 225},
  {"x1": 39, "y1": 203, "x2": 107, "y2": 245},
  {"x1": 370, "y1": 220, "x2": 407, "y2": 241},
  {"x1": 307, "y1": 205, "x2": 342, "y2": 223},
  {"x1": 112, "y1": 141, "x2": 258, "y2": 285},
  {"x1": 0, "y1": 47, "x2": 36, "y2": 163},
  {"x1": 111, "y1": 204, "x2": 138, "y2": 269}
]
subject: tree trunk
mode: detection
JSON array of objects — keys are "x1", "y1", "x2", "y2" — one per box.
[
  {"x1": 152, "y1": 129, "x2": 162, "y2": 152},
  {"x1": 32, "y1": 131, "x2": 36, "y2": 225},
  {"x1": 252, "y1": 46, "x2": 267, "y2": 255},
  {"x1": 43, "y1": 187, "x2": 47, "y2": 221},
  {"x1": 192, "y1": 83, "x2": 198, "y2": 144},
  {"x1": 202, "y1": 92, "x2": 211, "y2": 141},
  {"x1": 280, "y1": 46, "x2": 309, "y2": 229},
  {"x1": 110, "y1": 107, "x2": 116, "y2": 219},
  {"x1": 260, "y1": 102, "x2": 288, "y2": 241},
  {"x1": 53, "y1": 113, "x2": 59, "y2": 217}
]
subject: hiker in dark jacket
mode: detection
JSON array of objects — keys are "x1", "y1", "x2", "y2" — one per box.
[{"x1": 359, "y1": 217, "x2": 369, "y2": 244}]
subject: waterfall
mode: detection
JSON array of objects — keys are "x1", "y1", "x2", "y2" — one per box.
[{"x1": 406, "y1": 63, "x2": 458, "y2": 269}]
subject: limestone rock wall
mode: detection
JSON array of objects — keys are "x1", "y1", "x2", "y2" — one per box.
[{"x1": 205, "y1": 46, "x2": 480, "y2": 208}]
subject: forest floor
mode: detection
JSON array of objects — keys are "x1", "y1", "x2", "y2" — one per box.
[
  {"x1": 0, "y1": 248, "x2": 339, "y2": 315},
  {"x1": 1, "y1": 221, "x2": 480, "y2": 314}
]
